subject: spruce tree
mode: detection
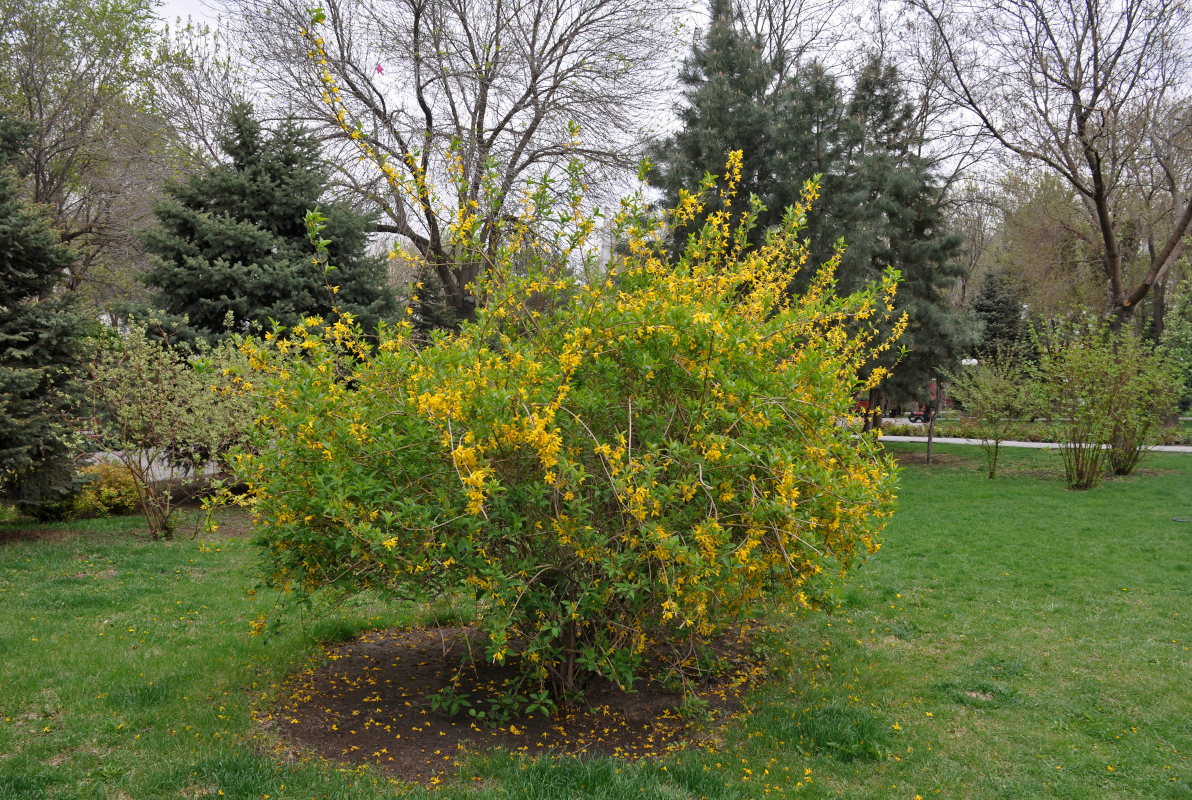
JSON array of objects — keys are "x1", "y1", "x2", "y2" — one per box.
[
  {"x1": 0, "y1": 116, "x2": 84, "y2": 512},
  {"x1": 970, "y1": 270, "x2": 1026, "y2": 356},
  {"x1": 408, "y1": 265, "x2": 461, "y2": 341},
  {"x1": 769, "y1": 63, "x2": 854, "y2": 271},
  {"x1": 142, "y1": 103, "x2": 396, "y2": 340}
]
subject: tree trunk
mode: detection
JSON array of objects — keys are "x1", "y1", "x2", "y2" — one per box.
[
  {"x1": 926, "y1": 406, "x2": 936, "y2": 464},
  {"x1": 1152, "y1": 278, "x2": 1167, "y2": 341},
  {"x1": 864, "y1": 387, "x2": 882, "y2": 432}
]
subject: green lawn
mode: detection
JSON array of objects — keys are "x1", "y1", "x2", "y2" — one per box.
[{"x1": 1, "y1": 444, "x2": 1190, "y2": 799}]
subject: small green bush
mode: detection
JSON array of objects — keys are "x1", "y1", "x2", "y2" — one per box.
[
  {"x1": 946, "y1": 346, "x2": 1034, "y2": 478},
  {"x1": 1035, "y1": 332, "x2": 1115, "y2": 489},
  {"x1": 73, "y1": 463, "x2": 140, "y2": 517},
  {"x1": 76, "y1": 322, "x2": 255, "y2": 538},
  {"x1": 1103, "y1": 334, "x2": 1182, "y2": 476},
  {"x1": 1035, "y1": 326, "x2": 1181, "y2": 488}
]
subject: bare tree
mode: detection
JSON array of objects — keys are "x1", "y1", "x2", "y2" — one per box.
[
  {"x1": 734, "y1": 0, "x2": 852, "y2": 86},
  {"x1": 984, "y1": 168, "x2": 1105, "y2": 318},
  {"x1": 909, "y1": 0, "x2": 1192, "y2": 322},
  {"x1": 1122, "y1": 96, "x2": 1192, "y2": 332},
  {"x1": 153, "y1": 20, "x2": 251, "y2": 169},
  {"x1": 0, "y1": 0, "x2": 180, "y2": 310},
  {"x1": 224, "y1": 0, "x2": 679, "y2": 320},
  {"x1": 945, "y1": 177, "x2": 1001, "y2": 306}
]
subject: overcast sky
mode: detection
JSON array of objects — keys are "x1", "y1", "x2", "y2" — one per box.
[{"x1": 156, "y1": 0, "x2": 221, "y2": 27}]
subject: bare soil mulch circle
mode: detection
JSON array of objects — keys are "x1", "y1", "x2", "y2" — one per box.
[{"x1": 264, "y1": 625, "x2": 765, "y2": 784}]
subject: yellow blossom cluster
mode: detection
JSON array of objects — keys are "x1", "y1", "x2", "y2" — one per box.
[{"x1": 238, "y1": 137, "x2": 901, "y2": 706}]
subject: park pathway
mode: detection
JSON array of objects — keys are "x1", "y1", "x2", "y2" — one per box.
[{"x1": 880, "y1": 435, "x2": 1192, "y2": 453}]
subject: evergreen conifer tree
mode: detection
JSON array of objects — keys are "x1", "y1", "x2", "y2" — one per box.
[
  {"x1": 142, "y1": 103, "x2": 396, "y2": 340},
  {"x1": 652, "y1": 43, "x2": 974, "y2": 407},
  {"x1": 769, "y1": 63, "x2": 854, "y2": 271},
  {"x1": 648, "y1": 0, "x2": 777, "y2": 247},
  {"x1": 970, "y1": 270, "x2": 1027, "y2": 356},
  {"x1": 0, "y1": 116, "x2": 84, "y2": 512},
  {"x1": 836, "y1": 58, "x2": 975, "y2": 404},
  {"x1": 407, "y1": 265, "x2": 460, "y2": 341}
]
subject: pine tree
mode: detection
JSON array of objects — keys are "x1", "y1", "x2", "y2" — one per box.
[
  {"x1": 769, "y1": 63, "x2": 854, "y2": 273},
  {"x1": 142, "y1": 103, "x2": 396, "y2": 340},
  {"x1": 648, "y1": 0, "x2": 777, "y2": 248},
  {"x1": 821, "y1": 58, "x2": 975, "y2": 405},
  {"x1": 761, "y1": 56, "x2": 975, "y2": 404},
  {"x1": 0, "y1": 116, "x2": 84, "y2": 512},
  {"x1": 651, "y1": 34, "x2": 974, "y2": 406},
  {"x1": 407, "y1": 264, "x2": 461, "y2": 342}
]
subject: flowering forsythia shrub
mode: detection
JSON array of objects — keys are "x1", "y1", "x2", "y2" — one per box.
[{"x1": 239, "y1": 157, "x2": 903, "y2": 707}]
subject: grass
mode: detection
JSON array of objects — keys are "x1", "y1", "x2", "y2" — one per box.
[
  {"x1": 0, "y1": 512, "x2": 414, "y2": 800},
  {"x1": 797, "y1": 444, "x2": 1192, "y2": 798},
  {"x1": 1, "y1": 445, "x2": 1190, "y2": 798}
]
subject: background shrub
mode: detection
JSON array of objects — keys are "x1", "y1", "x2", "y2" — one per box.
[
  {"x1": 1035, "y1": 326, "x2": 1181, "y2": 488},
  {"x1": 73, "y1": 462, "x2": 140, "y2": 518},
  {"x1": 77, "y1": 322, "x2": 255, "y2": 538},
  {"x1": 1103, "y1": 334, "x2": 1182, "y2": 476},
  {"x1": 946, "y1": 345, "x2": 1034, "y2": 478}
]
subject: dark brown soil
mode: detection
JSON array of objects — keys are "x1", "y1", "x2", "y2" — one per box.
[
  {"x1": 195, "y1": 506, "x2": 254, "y2": 538},
  {"x1": 889, "y1": 451, "x2": 965, "y2": 466},
  {"x1": 0, "y1": 504, "x2": 254, "y2": 546},
  {"x1": 0, "y1": 525, "x2": 77, "y2": 545},
  {"x1": 263, "y1": 626, "x2": 764, "y2": 785}
]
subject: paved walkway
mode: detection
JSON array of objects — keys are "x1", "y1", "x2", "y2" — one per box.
[{"x1": 880, "y1": 435, "x2": 1192, "y2": 454}]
